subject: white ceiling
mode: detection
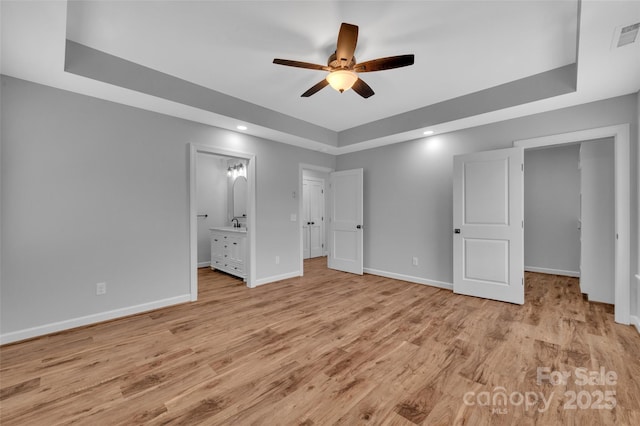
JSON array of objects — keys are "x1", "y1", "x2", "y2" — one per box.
[{"x1": 2, "y1": 1, "x2": 639, "y2": 154}]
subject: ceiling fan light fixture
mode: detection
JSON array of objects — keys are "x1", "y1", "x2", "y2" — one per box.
[{"x1": 326, "y1": 70, "x2": 358, "y2": 93}]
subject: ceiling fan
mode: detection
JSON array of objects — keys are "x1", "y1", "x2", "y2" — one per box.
[{"x1": 273, "y1": 23, "x2": 415, "y2": 98}]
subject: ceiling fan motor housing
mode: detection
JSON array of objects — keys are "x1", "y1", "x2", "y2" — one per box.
[{"x1": 328, "y1": 52, "x2": 356, "y2": 69}]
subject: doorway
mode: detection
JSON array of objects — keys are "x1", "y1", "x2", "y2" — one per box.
[
  {"x1": 523, "y1": 144, "x2": 581, "y2": 279},
  {"x1": 189, "y1": 144, "x2": 256, "y2": 299},
  {"x1": 196, "y1": 153, "x2": 246, "y2": 268},
  {"x1": 515, "y1": 124, "x2": 631, "y2": 324},
  {"x1": 298, "y1": 164, "x2": 332, "y2": 275},
  {"x1": 453, "y1": 124, "x2": 630, "y2": 324},
  {"x1": 302, "y1": 176, "x2": 325, "y2": 259},
  {"x1": 523, "y1": 140, "x2": 615, "y2": 304}
]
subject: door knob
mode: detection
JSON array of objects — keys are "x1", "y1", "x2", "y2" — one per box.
[
  {"x1": 454, "y1": 228, "x2": 461, "y2": 234},
  {"x1": 356, "y1": 225, "x2": 362, "y2": 229}
]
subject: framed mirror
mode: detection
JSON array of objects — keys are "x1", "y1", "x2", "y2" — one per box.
[{"x1": 233, "y1": 176, "x2": 247, "y2": 218}]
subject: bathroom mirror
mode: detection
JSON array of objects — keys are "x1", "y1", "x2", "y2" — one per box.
[{"x1": 233, "y1": 176, "x2": 247, "y2": 218}]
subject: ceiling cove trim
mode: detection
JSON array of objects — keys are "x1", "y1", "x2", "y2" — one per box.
[
  {"x1": 337, "y1": 64, "x2": 577, "y2": 147},
  {"x1": 64, "y1": 40, "x2": 577, "y2": 153},
  {"x1": 64, "y1": 40, "x2": 338, "y2": 148}
]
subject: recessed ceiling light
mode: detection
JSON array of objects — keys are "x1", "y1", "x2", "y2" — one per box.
[
  {"x1": 236, "y1": 125, "x2": 248, "y2": 131},
  {"x1": 423, "y1": 130, "x2": 434, "y2": 135}
]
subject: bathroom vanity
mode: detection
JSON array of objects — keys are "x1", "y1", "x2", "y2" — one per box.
[{"x1": 210, "y1": 227, "x2": 247, "y2": 281}]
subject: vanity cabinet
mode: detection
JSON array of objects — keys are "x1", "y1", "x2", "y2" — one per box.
[{"x1": 210, "y1": 228, "x2": 247, "y2": 280}]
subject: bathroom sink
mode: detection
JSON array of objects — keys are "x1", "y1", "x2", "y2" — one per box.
[{"x1": 210, "y1": 226, "x2": 247, "y2": 233}]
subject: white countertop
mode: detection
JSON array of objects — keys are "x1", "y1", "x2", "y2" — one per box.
[{"x1": 210, "y1": 226, "x2": 247, "y2": 233}]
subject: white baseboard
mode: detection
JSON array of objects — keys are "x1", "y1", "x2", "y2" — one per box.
[
  {"x1": 0, "y1": 294, "x2": 191, "y2": 345},
  {"x1": 198, "y1": 261, "x2": 211, "y2": 268},
  {"x1": 363, "y1": 268, "x2": 453, "y2": 291},
  {"x1": 631, "y1": 316, "x2": 640, "y2": 334},
  {"x1": 252, "y1": 271, "x2": 301, "y2": 288},
  {"x1": 525, "y1": 266, "x2": 580, "y2": 277}
]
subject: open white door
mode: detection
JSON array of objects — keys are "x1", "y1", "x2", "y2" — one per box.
[
  {"x1": 328, "y1": 169, "x2": 363, "y2": 275},
  {"x1": 453, "y1": 147, "x2": 524, "y2": 304}
]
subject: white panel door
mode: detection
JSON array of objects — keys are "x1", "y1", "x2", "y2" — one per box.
[
  {"x1": 453, "y1": 147, "x2": 524, "y2": 304},
  {"x1": 302, "y1": 178, "x2": 325, "y2": 259},
  {"x1": 329, "y1": 169, "x2": 363, "y2": 275}
]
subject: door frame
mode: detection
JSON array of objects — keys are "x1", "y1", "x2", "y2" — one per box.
[
  {"x1": 514, "y1": 124, "x2": 630, "y2": 324},
  {"x1": 298, "y1": 163, "x2": 333, "y2": 276},
  {"x1": 189, "y1": 143, "x2": 257, "y2": 299}
]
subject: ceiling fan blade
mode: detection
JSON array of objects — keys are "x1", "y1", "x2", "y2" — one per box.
[
  {"x1": 301, "y1": 79, "x2": 329, "y2": 97},
  {"x1": 351, "y1": 78, "x2": 374, "y2": 98},
  {"x1": 354, "y1": 54, "x2": 415, "y2": 72},
  {"x1": 273, "y1": 59, "x2": 330, "y2": 71},
  {"x1": 336, "y1": 23, "x2": 358, "y2": 67}
]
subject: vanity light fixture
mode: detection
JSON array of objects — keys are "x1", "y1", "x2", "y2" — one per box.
[
  {"x1": 423, "y1": 130, "x2": 434, "y2": 136},
  {"x1": 227, "y1": 163, "x2": 246, "y2": 179},
  {"x1": 236, "y1": 125, "x2": 248, "y2": 131}
]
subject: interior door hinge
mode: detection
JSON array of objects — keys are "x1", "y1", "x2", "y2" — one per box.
[
  {"x1": 321, "y1": 189, "x2": 324, "y2": 194},
  {"x1": 522, "y1": 277, "x2": 524, "y2": 286},
  {"x1": 521, "y1": 163, "x2": 524, "y2": 171},
  {"x1": 522, "y1": 220, "x2": 524, "y2": 228}
]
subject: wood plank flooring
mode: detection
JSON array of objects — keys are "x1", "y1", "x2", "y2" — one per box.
[{"x1": 1, "y1": 258, "x2": 639, "y2": 425}]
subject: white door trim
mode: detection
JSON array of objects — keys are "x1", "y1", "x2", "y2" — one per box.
[
  {"x1": 298, "y1": 163, "x2": 334, "y2": 276},
  {"x1": 514, "y1": 124, "x2": 630, "y2": 324},
  {"x1": 189, "y1": 143, "x2": 257, "y2": 299}
]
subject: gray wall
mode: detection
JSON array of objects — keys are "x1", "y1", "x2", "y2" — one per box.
[
  {"x1": 0, "y1": 76, "x2": 335, "y2": 337},
  {"x1": 1, "y1": 75, "x2": 638, "y2": 339},
  {"x1": 524, "y1": 145, "x2": 580, "y2": 276},
  {"x1": 336, "y1": 94, "x2": 638, "y2": 296}
]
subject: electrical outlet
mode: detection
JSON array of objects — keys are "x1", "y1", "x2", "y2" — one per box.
[
  {"x1": 275, "y1": 255, "x2": 280, "y2": 265},
  {"x1": 96, "y1": 282, "x2": 107, "y2": 295},
  {"x1": 412, "y1": 257, "x2": 419, "y2": 266}
]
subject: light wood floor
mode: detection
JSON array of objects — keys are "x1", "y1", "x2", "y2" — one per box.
[{"x1": 1, "y1": 258, "x2": 639, "y2": 425}]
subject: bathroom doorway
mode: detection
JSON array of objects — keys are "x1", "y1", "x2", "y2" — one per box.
[
  {"x1": 195, "y1": 153, "x2": 241, "y2": 268},
  {"x1": 189, "y1": 144, "x2": 256, "y2": 299}
]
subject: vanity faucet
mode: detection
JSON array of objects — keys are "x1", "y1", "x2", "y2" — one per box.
[{"x1": 231, "y1": 218, "x2": 240, "y2": 228}]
